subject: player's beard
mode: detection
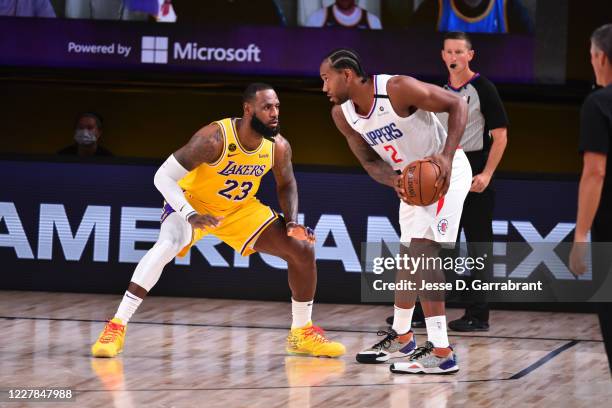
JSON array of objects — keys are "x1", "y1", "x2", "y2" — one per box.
[{"x1": 250, "y1": 114, "x2": 280, "y2": 141}]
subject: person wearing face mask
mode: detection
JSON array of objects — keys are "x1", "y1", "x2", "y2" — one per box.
[{"x1": 58, "y1": 112, "x2": 113, "y2": 157}]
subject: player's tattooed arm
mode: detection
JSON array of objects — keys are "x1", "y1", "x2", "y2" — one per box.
[
  {"x1": 164, "y1": 123, "x2": 224, "y2": 228},
  {"x1": 387, "y1": 76, "x2": 467, "y2": 158},
  {"x1": 272, "y1": 135, "x2": 298, "y2": 224},
  {"x1": 271, "y1": 135, "x2": 314, "y2": 243},
  {"x1": 173, "y1": 123, "x2": 224, "y2": 170},
  {"x1": 331, "y1": 105, "x2": 399, "y2": 190},
  {"x1": 387, "y1": 76, "x2": 468, "y2": 197}
]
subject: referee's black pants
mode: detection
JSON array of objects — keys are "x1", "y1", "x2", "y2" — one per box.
[
  {"x1": 597, "y1": 298, "x2": 612, "y2": 373},
  {"x1": 592, "y1": 225, "x2": 612, "y2": 373},
  {"x1": 455, "y1": 184, "x2": 495, "y2": 322},
  {"x1": 412, "y1": 182, "x2": 495, "y2": 323}
]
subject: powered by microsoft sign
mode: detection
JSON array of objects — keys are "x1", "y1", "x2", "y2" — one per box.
[
  {"x1": 64, "y1": 36, "x2": 261, "y2": 65},
  {"x1": 140, "y1": 36, "x2": 261, "y2": 64}
]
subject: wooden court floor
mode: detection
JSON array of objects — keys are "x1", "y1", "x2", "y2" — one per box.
[{"x1": 1, "y1": 290, "x2": 610, "y2": 408}]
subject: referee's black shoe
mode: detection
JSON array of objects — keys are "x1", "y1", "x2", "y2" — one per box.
[{"x1": 448, "y1": 315, "x2": 489, "y2": 332}]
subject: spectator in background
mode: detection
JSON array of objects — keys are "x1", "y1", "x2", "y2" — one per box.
[
  {"x1": 171, "y1": 0, "x2": 286, "y2": 26},
  {"x1": 126, "y1": 0, "x2": 176, "y2": 22},
  {"x1": 305, "y1": 0, "x2": 381, "y2": 29},
  {"x1": 58, "y1": 112, "x2": 113, "y2": 157},
  {"x1": 65, "y1": 0, "x2": 151, "y2": 21},
  {"x1": 155, "y1": 0, "x2": 176, "y2": 22},
  {"x1": 411, "y1": 0, "x2": 533, "y2": 34},
  {"x1": 0, "y1": 0, "x2": 56, "y2": 17}
]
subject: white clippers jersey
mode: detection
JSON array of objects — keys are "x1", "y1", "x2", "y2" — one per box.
[{"x1": 341, "y1": 74, "x2": 447, "y2": 171}]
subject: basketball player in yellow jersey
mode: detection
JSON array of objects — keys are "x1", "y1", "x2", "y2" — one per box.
[{"x1": 91, "y1": 83, "x2": 345, "y2": 358}]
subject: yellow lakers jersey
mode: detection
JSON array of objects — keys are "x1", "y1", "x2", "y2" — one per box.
[{"x1": 178, "y1": 117, "x2": 275, "y2": 216}]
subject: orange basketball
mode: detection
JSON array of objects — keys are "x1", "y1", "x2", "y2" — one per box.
[{"x1": 401, "y1": 160, "x2": 441, "y2": 206}]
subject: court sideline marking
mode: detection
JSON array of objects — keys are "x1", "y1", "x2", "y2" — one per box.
[{"x1": 0, "y1": 315, "x2": 603, "y2": 343}]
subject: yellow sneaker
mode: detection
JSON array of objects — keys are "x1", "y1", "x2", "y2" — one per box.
[
  {"x1": 286, "y1": 322, "x2": 346, "y2": 358},
  {"x1": 91, "y1": 318, "x2": 127, "y2": 358}
]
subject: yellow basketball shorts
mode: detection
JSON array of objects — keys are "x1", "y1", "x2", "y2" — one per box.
[{"x1": 161, "y1": 198, "x2": 278, "y2": 257}]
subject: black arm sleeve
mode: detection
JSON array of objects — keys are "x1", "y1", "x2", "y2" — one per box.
[
  {"x1": 473, "y1": 76, "x2": 509, "y2": 129},
  {"x1": 580, "y1": 93, "x2": 610, "y2": 154}
]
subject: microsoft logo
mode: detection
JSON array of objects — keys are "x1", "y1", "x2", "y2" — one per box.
[{"x1": 141, "y1": 36, "x2": 168, "y2": 64}]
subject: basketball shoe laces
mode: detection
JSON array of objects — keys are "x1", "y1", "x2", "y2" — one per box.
[
  {"x1": 99, "y1": 320, "x2": 124, "y2": 344},
  {"x1": 411, "y1": 341, "x2": 434, "y2": 360},
  {"x1": 303, "y1": 325, "x2": 329, "y2": 344},
  {"x1": 373, "y1": 329, "x2": 398, "y2": 350}
]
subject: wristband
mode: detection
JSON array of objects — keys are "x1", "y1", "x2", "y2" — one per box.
[{"x1": 179, "y1": 203, "x2": 197, "y2": 222}]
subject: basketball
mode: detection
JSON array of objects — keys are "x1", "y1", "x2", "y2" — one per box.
[{"x1": 401, "y1": 160, "x2": 441, "y2": 206}]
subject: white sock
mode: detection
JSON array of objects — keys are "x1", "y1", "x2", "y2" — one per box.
[
  {"x1": 425, "y1": 315, "x2": 449, "y2": 348},
  {"x1": 391, "y1": 305, "x2": 414, "y2": 335},
  {"x1": 114, "y1": 291, "x2": 143, "y2": 325},
  {"x1": 291, "y1": 298, "x2": 313, "y2": 329}
]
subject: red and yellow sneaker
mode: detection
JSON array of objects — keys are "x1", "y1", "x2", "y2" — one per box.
[
  {"x1": 91, "y1": 318, "x2": 127, "y2": 358},
  {"x1": 286, "y1": 322, "x2": 346, "y2": 358}
]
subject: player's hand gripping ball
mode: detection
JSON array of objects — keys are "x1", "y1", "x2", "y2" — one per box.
[{"x1": 401, "y1": 159, "x2": 441, "y2": 206}]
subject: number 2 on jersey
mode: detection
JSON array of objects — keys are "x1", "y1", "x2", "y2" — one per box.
[{"x1": 383, "y1": 145, "x2": 403, "y2": 163}]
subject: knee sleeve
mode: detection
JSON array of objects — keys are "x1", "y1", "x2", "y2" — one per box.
[{"x1": 131, "y1": 212, "x2": 191, "y2": 292}]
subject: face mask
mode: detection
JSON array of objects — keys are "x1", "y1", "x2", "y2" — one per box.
[{"x1": 74, "y1": 129, "x2": 98, "y2": 145}]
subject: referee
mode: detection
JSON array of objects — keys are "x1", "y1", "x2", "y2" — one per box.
[
  {"x1": 437, "y1": 31, "x2": 508, "y2": 332},
  {"x1": 570, "y1": 23, "x2": 612, "y2": 373}
]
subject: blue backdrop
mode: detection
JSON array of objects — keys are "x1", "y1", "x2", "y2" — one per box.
[{"x1": 0, "y1": 159, "x2": 580, "y2": 303}]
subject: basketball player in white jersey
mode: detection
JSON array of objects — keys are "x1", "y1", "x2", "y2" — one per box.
[{"x1": 320, "y1": 49, "x2": 471, "y2": 374}]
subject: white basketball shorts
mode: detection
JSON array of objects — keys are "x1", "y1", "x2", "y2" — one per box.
[{"x1": 399, "y1": 149, "x2": 472, "y2": 246}]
